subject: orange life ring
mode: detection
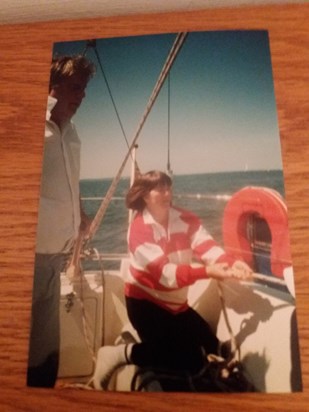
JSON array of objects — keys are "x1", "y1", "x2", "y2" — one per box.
[{"x1": 222, "y1": 186, "x2": 292, "y2": 278}]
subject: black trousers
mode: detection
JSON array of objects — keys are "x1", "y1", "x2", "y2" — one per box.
[
  {"x1": 126, "y1": 297, "x2": 219, "y2": 375},
  {"x1": 27, "y1": 254, "x2": 67, "y2": 388}
]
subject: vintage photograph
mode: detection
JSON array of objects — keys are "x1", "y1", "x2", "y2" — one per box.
[{"x1": 27, "y1": 30, "x2": 302, "y2": 393}]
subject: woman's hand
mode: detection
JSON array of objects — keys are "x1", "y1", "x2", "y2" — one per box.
[
  {"x1": 231, "y1": 260, "x2": 253, "y2": 281},
  {"x1": 206, "y1": 263, "x2": 233, "y2": 280},
  {"x1": 206, "y1": 260, "x2": 253, "y2": 282}
]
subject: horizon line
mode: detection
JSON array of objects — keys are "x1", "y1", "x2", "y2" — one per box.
[{"x1": 80, "y1": 168, "x2": 282, "y2": 181}]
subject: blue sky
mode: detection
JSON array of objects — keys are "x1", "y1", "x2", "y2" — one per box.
[{"x1": 53, "y1": 30, "x2": 282, "y2": 179}]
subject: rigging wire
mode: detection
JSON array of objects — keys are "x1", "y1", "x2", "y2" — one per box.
[
  {"x1": 83, "y1": 39, "x2": 140, "y2": 175},
  {"x1": 83, "y1": 39, "x2": 131, "y2": 151},
  {"x1": 85, "y1": 32, "x2": 188, "y2": 244},
  {"x1": 167, "y1": 73, "x2": 172, "y2": 177},
  {"x1": 67, "y1": 32, "x2": 188, "y2": 277}
]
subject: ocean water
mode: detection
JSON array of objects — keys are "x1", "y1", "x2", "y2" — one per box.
[{"x1": 80, "y1": 170, "x2": 285, "y2": 265}]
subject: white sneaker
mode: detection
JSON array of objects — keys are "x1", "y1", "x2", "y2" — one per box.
[{"x1": 93, "y1": 345, "x2": 128, "y2": 390}]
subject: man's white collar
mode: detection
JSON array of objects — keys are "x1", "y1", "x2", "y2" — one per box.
[{"x1": 46, "y1": 95, "x2": 57, "y2": 120}]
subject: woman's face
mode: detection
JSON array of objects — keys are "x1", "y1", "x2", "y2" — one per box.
[{"x1": 143, "y1": 184, "x2": 172, "y2": 212}]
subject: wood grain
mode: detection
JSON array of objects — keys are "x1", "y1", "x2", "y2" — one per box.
[{"x1": 0, "y1": 3, "x2": 308, "y2": 411}]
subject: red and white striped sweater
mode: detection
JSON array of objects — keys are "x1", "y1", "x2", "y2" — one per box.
[{"x1": 125, "y1": 206, "x2": 234, "y2": 314}]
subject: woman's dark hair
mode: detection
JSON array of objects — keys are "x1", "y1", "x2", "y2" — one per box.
[{"x1": 126, "y1": 170, "x2": 172, "y2": 212}]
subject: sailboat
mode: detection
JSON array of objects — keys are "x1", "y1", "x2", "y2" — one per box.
[{"x1": 56, "y1": 34, "x2": 301, "y2": 393}]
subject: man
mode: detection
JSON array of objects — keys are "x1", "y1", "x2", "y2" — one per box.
[{"x1": 27, "y1": 55, "x2": 95, "y2": 387}]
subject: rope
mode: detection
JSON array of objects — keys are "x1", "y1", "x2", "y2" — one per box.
[
  {"x1": 87, "y1": 32, "x2": 187, "y2": 242},
  {"x1": 60, "y1": 248, "x2": 105, "y2": 391},
  {"x1": 216, "y1": 270, "x2": 288, "y2": 363},
  {"x1": 67, "y1": 32, "x2": 187, "y2": 277},
  {"x1": 216, "y1": 281, "x2": 240, "y2": 362},
  {"x1": 71, "y1": 247, "x2": 105, "y2": 366},
  {"x1": 78, "y1": 265, "x2": 97, "y2": 365},
  {"x1": 167, "y1": 73, "x2": 172, "y2": 176}
]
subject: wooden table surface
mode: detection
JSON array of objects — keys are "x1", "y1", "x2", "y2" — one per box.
[{"x1": 0, "y1": 3, "x2": 308, "y2": 411}]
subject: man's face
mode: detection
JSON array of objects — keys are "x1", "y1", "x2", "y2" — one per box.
[{"x1": 50, "y1": 73, "x2": 88, "y2": 122}]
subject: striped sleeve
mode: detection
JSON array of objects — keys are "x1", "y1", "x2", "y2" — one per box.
[{"x1": 182, "y1": 209, "x2": 234, "y2": 265}]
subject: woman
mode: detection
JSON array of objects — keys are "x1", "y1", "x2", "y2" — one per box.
[{"x1": 93, "y1": 170, "x2": 252, "y2": 391}]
